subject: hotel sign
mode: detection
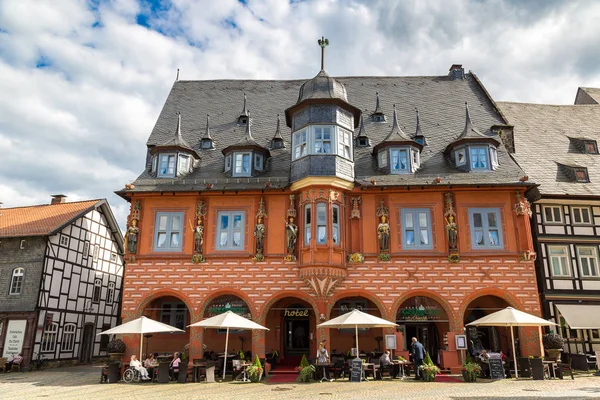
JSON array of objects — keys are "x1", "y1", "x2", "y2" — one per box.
[
  {"x1": 284, "y1": 309, "x2": 310, "y2": 317},
  {"x1": 399, "y1": 305, "x2": 441, "y2": 321},
  {"x1": 206, "y1": 295, "x2": 250, "y2": 319}
]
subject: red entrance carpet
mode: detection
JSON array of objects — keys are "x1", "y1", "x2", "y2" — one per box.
[
  {"x1": 267, "y1": 373, "x2": 299, "y2": 384},
  {"x1": 434, "y1": 375, "x2": 463, "y2": 383}
]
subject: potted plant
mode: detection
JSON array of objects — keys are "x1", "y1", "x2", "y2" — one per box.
[
  {"x1": 246, "y1": 355, "x2": 264, "y2": 382},
  {"x1": 461, "y1": 354, "x2": 481, "y2": 382},
  {"x1": 418, "y1": 353, "x2": 440, "y2": 382},
  {"x1": 296, "y1": 354, "x2": 315, "y2": 382},
  {"x1": 543, "y1": 333, "x2": 565, "y2": 362},
  {"x1": 106, "y1": 338, "x2": 126, "y2": 361}
]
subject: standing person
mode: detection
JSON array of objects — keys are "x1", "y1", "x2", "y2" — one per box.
[
  {"x1": 130, "y1": 355, "x2": 151, "y2": 380},
  {"x1": 316, "y1": 341, "x2": 333, "y2": 382},
  {"x1": 169, "y1": 352, "x2": 181, "y2": 381},
  {"x1": 411, "y1": 337, "x2": 425, "y2": 380}
]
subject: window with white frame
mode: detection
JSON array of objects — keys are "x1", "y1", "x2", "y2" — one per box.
[
  {"x1": 177, "y1": 154, "x2": 190, "y2": 176},
  {"x1": 106, "y1": 282, "x2": 115, "y2": 305},
  {"x1": 332, "y1": 205, "x2": 340, "y2": 245},
  {"x1": 304, "y1": 205, "x2": 312, "y2": 245},
  {"x1": 469, "y1": 208, "x2": 503, "y2": 249},
  {"x1": 390, "y1": 148, "x2": 409, "y2": 173},
  {"x1": 548, "y1": 245, "x2": 570, "y2": 277},
  {"x1": 9, "y1": 267, "x2": 24, "y2": 295},
  {"x1": 577, "y1": 246, "x2": 599, "y2": 277},
  {"x1": 411, "y1": 148, "x2": 421, "y2": 171},
  {"x1": 543, "y1": 205, "x2": 563, "y2": 223},
  {"x1": 402, "y1": 209, "x2": 432, "y2": 249},
  {"x1": 217, "y1": 211, "x2": 244, "y2": 250},
  {"x1": 470, "y1": 146, "x2": 489, "y2": 170},
  {"x1": 151, "y1": 155, "x2": 158, "y2": 173},
  {"x1": 254, "y1": 153, "x2": 263, "y2": 171},
  {"x1": 158, "y1": 153, "x2": 176, "y2": 177},
  {"x1": 154, "y1": 212, "x2": 184, "y2": 252},
  {"x1": 61, "y1": 323, "x2": 76, "y2": 352},
  {"x1": 92, "y1": 278, "x2": 102, "y2": 304},
  {"x1": 60, "y1": 235, "x2": 69, "y2": 246},
  {"x1": 293, "y1": 129, "x2": 307, "y2": 159},
  {"x1": 490, "y1": 147, "x2": 499, "y2": 169},
  {"x1": 42, "y1": 322, "x2": 58, "y2": 353},
  {"x1": 378, "y1": 150, "x2": 388, "y2": 168},
  {"x1": 233, "y1": 152, "x2": 251, "y2": 177},
  {"x1": 316, "y1": 203, "x2": 327, "y2": 244},
  {"x1": 571, "y1": 206, "x2": 592, "y2": 225},
  {"x1": 337, "y1": 128, "x2": 352, "y2": 159},
  {"x1": 160, "y1": 302, "x2": 187, "y2": 331},
  {"x1": 314, "y1": 126, "x2": 333, "y2": 154}
]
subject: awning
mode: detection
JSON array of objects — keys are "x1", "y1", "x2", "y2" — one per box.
[{"x1": 556, "y1": 304, "x2": 600, "y2": 329}]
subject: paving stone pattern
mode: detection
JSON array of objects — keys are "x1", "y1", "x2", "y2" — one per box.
[{"x1": 2, "y1": 365, "x2": 600, "y2": 400}]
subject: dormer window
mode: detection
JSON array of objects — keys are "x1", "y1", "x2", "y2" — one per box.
[
  {"x1": 456, "y1": 148, "x2": 466, "y2": 166},
  {"x1": 357, "y1": 137, "x2": 370, "y2": 147},
  {"x1": 233, "y1": 152, "x2": 251, "y2": 177},
  {"x1": 391, "y1": 148, "x2": 409, "y2": 173},
  {"x1": 413, "y1": 136, "x2": 426, "y2": 146},
  {"x1": 372, "y1": 114, "x2": 386, "y2": 122},
  {"x1": 575, "y1": 167, "x2": 589, "y2": 182},
  {"x1": 378, "y1": 150, "x2": 387, "y2": 168},
  {"x1": 238, "y1": 116, "x2": 248, "y2": 125},
  {"x1": 470, "y1": 146, "x2": 489, "y2": 170},
  {"x1": 271, "y1": 138, "x2": 285, "y2": 149},
  {"x1": 254, "y1": 153, "x2": 264, "y2": 171},
  {"x1": 452, "y1": 145, "x2": 498, "y2": 171},
  {"x1": 158, "y1": 153, "x2": 176, "y2": 177},
  {"x1": 291, "y1": 125, "x2": 353, "y2": 161},
  {"x1": 201, "y1": 138, "x2": 214, "y2": 149},
  {"x1": 378, "y1": 146, "x2": 420, "y2": 173},
  {"x1": 585, "y1": 140, "x2": 598, "y2": 154}
]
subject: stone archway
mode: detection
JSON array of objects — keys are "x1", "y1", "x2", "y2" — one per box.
[{"x1": 462, "y1": 294, "x2": 513, "y2": 356}]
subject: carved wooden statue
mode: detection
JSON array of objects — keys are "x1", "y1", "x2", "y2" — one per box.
[
  {"x1": 193, "y1": 217, "x2": 204, "y2": 253},
  {"x1": 377, "y1": 215, "x2": 390, "y2": 252},
  {"x1": 285, "y1": 217, "x2": 298, "y2": 255},
  {"x1": 125, "y1": 219, "x2": 139, "y2": 254},
  {"x1": 254, "y1": 216, "x2": 266, "y2": 254}
]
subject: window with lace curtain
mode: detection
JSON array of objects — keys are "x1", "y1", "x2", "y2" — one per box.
[{"x1": 469, "y1": 208, "x2": 503, "y2": 249}]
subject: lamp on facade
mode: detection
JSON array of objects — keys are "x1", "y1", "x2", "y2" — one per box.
[{"x1": 319, "y1": 313, "x2": 326, "y2": 322}]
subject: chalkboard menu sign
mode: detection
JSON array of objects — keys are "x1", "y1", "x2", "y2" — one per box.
[
  {"x1": 488, "y1": 355, "x2": 505, "y2": 380},
  {"x1": 350, "y1": 358, "x2": 362, "y2": 382}
]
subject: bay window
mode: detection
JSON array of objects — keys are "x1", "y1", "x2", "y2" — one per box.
[
  {"x1": 291, "y1": 125, "x2": 353, "y2": 161},
  {"x1": 316, "y1": 203, "x2": 327, "y2": 244},
  {"x1": 304, "y1": 205, "x2": 312, "y2": 245},
  {"x1": 332, "y1": 205, "x2": 340, "y2": 245},
  {"x1": 234, "y1": 152, "x2": 251, "y2": 177}
]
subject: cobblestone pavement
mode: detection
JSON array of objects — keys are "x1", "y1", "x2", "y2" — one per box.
[{"x1": 1, "y1": 366, "x2": 599, "y2": 400}]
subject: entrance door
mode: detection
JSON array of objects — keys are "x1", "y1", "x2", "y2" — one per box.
[
  {"x1": 405, "y1": 324, "x2": 438, "y2": 359},
  {"x1": 285, "y1": 319, "x2": 309, "y2": 355},
  {"x1": 80, "y1": 324, "x2": 95, "y2": 363}
]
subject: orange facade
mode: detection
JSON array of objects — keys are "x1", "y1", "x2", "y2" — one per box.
[{"x1": 121, "y1": 183, "x2": 541, "y2": 371}]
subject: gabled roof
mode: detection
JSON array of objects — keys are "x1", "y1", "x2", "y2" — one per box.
[
  {"x1": 153, "y1": 112, "x2": 195, "y2": 153},
  {"x1": 575, "y1": 87, "x2": 600, "y2": 105},
  {"x1": 0, "y1": 200, "x2": 124, "y2": 252},
  {"x1": 445, "y1": 103, "x2": 500, "y2": 152},
  {"x1": 498, "y1": 98, "x2": 600, "y2": 196},
  {"x1": 222, "y1": 112, "x2": 270, "y2": 156},
  {"x1": 373, "y1": 104, "x2": 423, "y2": 152}
]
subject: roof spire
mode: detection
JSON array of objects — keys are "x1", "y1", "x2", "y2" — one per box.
[
  {"x1": 374, "y1": 92, "x2": 382, "y2": 114},
  {"x1": 244, "y1": 110, "x2": 254, "y2": 141},
  {"x1": 241, "y1": 93, "x2": 249, "y2": 116},
  {"x1": 273, "y1": 114, "x2": 283, "y2": 139},
  {"x1": 414, "y1": 107, "x2": 422, "y2": 136},
  {"x1": 358, "y1": 114, "x2": 367, "y2": 137},
  {"x1": 318, "y1": 36, "x2": 329, "y2": 71},
  {"x1": 176, "y1": 68, "x2": 179, "y2": 81},
  {"x1": 204, "y1": 114, "x2": 212, "y2": 139},
  {"x1": 464, "y1": 101, "x2": 473, "y2": 131},
  {"x1": 176, "y1": 112, "x2": 182, "y2": 139}
]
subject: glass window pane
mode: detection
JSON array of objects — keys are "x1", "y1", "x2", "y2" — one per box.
[
  {"x1": 489, "y1": 230, "x2": 499, "y2": 245},
  {"x1": 315, "y1": 142, "x2": 322, "y2": 153},
  {"x1": 582, "y1": 208, "x2": 590, "y2": 223},
  {"x1": 405, "y1": 230, "x2": 414, "y2": 245},
  {"x1": 332, "y1": 226, "x2": 339, "y2": 244},
  {"x1": 581, "y1": 258, "x2": 590, "y2": 276},
  {"x1": 168, "y1": 155, "x2": 176, "y2": 174},
  {"x1": 233, "y1": 232, "x2": 241, "y2": 247},
  {"x1": 158, "y1": 215, "x2": 168, "y2": 230},
  {"x1": 544, "y1": 207, "x2": 553, "y2": 221},
  {"x1": 157, "y1": 232, "x2": 167, "y2": 248},
  {"x1": 317, "y1": 226, "x2": 327, "y2": 243},
  {"x1": 171, "y1": 215, "x2": 181, "y2": 230},
  {"x1": 323, "y1": 142, "x2": 331, "y2": 153},
  {"x1": 233, "y1": 214, "x2": 242, "y2": 228},
  {"x1": 590, "y1": 259, "x2": 598, "y2": 276},
  {"x1": 332, "y1": 207, "x2": 339, "y2": 224},
  {"x1": 170, "y1": 233, "x2": 180, "y2": 247},
  {"x1": 475, "y1": 231, "x2": 484, "y2": 245},
  {"x1": 221, "y1": 215, "x2": 229, "y2": 230},
  {"x1": 420, "y1": 229, "x2": 429, "y2": 245},
  {"x1": 574, "y1": 209, "x2": 581, "y2": 223},
  {"x1": 405, "y1": 212, "x2": 413, "y2": 228},
  {"x1": 220, "y1": 231, "x2": 228, "y2": 247},
  {"x1": 306, "y1": 206, "x2": 311, "y2": 224},
  {"x1": 487, "y1": 212, "x2": 497, "y2": 227},
  {"x1": 242, "y1": 154, "x2": 250, "y2": 172},
  {"x1": 553, "y1": 207, "x2": 561, "y2": 221},
  {"x1": 473, "y1": 213, "x2": 483, "y2": 228},
  {"x1": 305, "y1": 227, "x2": 311, "y2": 243},
  {"x1": 419, "y1": 212, "x2": 428, "y2": 228},
  {"x1": 317, "y1": 204, "x2": 326, "y2": 223},
  {"x1": 580, "y1": 248, "x2": 593, "y2": 256}
]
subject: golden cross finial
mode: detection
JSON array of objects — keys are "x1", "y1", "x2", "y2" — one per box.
[{"x1": 318, "y1": 36, "x2": 329, "y2": 71}]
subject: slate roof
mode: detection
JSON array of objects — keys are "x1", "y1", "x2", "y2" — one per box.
[
  {"x1": 122, "y1": 72, "x2": 530, "y2": 194},
  {"x1": 498, "y1": 97, "x2": 600, "y2": 197},
  {"x1": 575, "y1": 87, "x2": 600, "y2": 105}
]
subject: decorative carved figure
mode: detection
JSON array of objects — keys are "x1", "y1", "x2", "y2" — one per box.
[
  {"x1": 193, "y1": 217, "x2": 204, "y2": 253},
  {"x1": 445, "y1": 215, "x2": 458, "y2": 251},
  {"x1": 350, "y1": 196, "x2": 361, "y2": 219},
  {"x1": 377, "y1": 215, "x2": 390, "y2": 253},
  {"x1": 254, "y1": 216, "x2": 266, "y2": 254},
  {"x1": 514, "y1": 192, "x2": 532, "y2": 217},
  {"x1": 125, "y1": 219, "x2": 139, "y2": 254},
  {"x1": 285, "y1": 217, "x2": 298, "y2": 255}
]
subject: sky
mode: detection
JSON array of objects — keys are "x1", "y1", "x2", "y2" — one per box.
[{"x1": 1, "y1": 0, "x2": 600, "y2": 231}]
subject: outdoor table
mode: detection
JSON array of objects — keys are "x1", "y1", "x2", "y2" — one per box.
[
  {"x1": 238, "y1": 362, "x2": 252, "y2": 382},
  {"x1": 392, "y1": 360, "x2": 409, "y2": 379},
  {"x1": 543, "y1": 360, "x2": 557, "y2": 379},
  {"x1": 315, "y1": 362, "x2": 333, "y2": 382},
  {"x1": 362, "y1": 362, "x2": 374, "y2": 381},
  {"x1": 193, "y1": 362, "x2": 206, "y2": 382}
]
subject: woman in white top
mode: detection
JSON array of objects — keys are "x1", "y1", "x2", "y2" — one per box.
[
  {"x1": 316, "y1": 341, "x2": 333, "y2": 381},
  {"x1": 130, "y1": 355, "x2": 151, "y2": 380}
]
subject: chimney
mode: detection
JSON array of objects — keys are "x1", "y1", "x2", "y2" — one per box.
[
  {"x1": 449, "y1": 64, "x2": 465, "y2": 80},
  {"x1": 51, "y1": 194, "x2": 67, "y2": 205}
]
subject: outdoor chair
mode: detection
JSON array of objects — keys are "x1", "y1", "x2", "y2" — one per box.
[
  {"x1": 10, "y1": 361, "x2": 22, "y2": 372},
  {"x1": 331, "y1": 359, "x2": 345, "y2": 380},
  {"x1": 378, "y1": 362, "x2": 394, "y2": 380},
  {"x1": 529, "y1": 358, "x2": 548, "y2": 380},
  {"x1": 557, "y1": 358, "x2": 574, "y2": 380},
  {"x1": 517, "y1": 357, "x2": 531, "y2": 378}
]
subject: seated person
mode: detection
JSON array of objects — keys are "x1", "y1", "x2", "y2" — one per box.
[
  {"x1": 379, "y1": 350, "x2": 397, "y2": 378},
  {"x1": 478, "y1": 350, "x2": 490, "y2": 378},
  {"x1": 130, "y1": 355, "x2": 151, "y2": 380},
  {"x1": 5, "y1": 353, "x2": 23, "y2": 372},
  {"x1": 170, "y1": 352, "x2": 181, "y2": 381},
  {"x1": 144, "y1": 353, "x2": 158, "y2": 380}
]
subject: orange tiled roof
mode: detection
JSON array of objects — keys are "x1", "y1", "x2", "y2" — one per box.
[{"x1": 0, "y1": 200, "x2": 100, "y2": 238}]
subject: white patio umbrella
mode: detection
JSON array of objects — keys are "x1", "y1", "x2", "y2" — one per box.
[
  {"x1": 97, "y1": 316, "x2": 184, "y2": 360},
  {"x1": 317, "y1": 309, "x2": 397, "y2": 359},
  {"x1": 188, "y1": 311, "x2": 269, "y2": 380},
  {"x1": 466, "y1": 307, "x2": 557, "y2": 378}
]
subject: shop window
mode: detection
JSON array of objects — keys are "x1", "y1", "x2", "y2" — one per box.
[
  {"x1": 217, "y1": 211, "x2": 244, "y2": 250},
  {"x1": 160, "y1": 302, "x2": 187, "y2": 331},
  {"x1": 469, "y1": 208, "x2": 503, "y2": 249},
  {"x1": 154, "y1": 212, "x2": 184, "y2": 252},
  {"x1": 577, "y1": 246, "x2": 599, "y2": 277},
  {"x1": 61, "y1": 323, "x2": 76, "y2": 352},
  {"x1": 401, "y1": 209, "x2": 432, "y2": 249},
  {"x1": 543, "y1": 205, "x2": 563, "y2": 224},
  {"x1": 571, "y1": 206, "x2": 592, "y2": 225},
  {"x1": 42, "y1": 322, "x2": 58, "y2": 353},
  {"x1": 548, "y1": 245, "x2": 570, "y2": 277},
  {"x1": 9, "y1": 267, "x2": 24, "y2": 295}
]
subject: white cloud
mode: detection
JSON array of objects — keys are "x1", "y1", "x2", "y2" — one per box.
[{"x1": 1, "y1": 0, "x2": 600, "y2": 231}]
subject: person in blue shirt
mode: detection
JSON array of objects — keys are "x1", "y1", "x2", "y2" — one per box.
[{"x1": 411, "y1": 337, "x2": 425, "y2": 380}]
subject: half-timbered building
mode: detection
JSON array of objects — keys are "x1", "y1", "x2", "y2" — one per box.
[
  {"x1": 117, "y1": 50, "x2": 543, "y2": 373},
  {"x1": 500, "y1": 88, "x2": 600, "y2": 355},
  {"x1": 0, "y1": 196, "x2": 124, "y2": 368}
]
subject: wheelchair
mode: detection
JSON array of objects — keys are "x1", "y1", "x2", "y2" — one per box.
[{"x1": 122, "y1": 366, "x2": 142, "y2": 383}]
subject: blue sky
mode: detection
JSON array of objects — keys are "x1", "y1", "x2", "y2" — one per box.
[{"x1": 1, "y1": 0, "x2": 599, "y2": 229}]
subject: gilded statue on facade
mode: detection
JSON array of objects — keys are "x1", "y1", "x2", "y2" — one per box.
[
  {"x1": 377, "y1": 214, "x2": 390, "y2": 253},
  {"x1": 445, "y1": 214, "x2": 458, "y2": 251},
  {"x1": 254, "y1": 216, "x2": 266, "y2": 255},
  {"x1": 285, "y1": 216, "x2": 298, "y2": 256},
  {"x1": 125, "y1": 219, "x2": 139, "y2": 254},
  {"x1": 193, "y1": 217, "x2": 204, "y2": 254}
]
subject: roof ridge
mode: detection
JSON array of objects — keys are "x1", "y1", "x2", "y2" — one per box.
[
  {"x1": 0, "y1": 199, "x2": 101, "y2": 211},
  {"x1": 498, "y1": 100, "x2": 600, "y2": 108},
  {"x1": 174, "y1": 74, "x2": 463, "y2": 84}
]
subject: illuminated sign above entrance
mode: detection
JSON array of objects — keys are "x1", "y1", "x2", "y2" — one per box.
[
  {"x1": 284, "y1": 309, "x2": 310, "y2": 317},
  {"x1": 399, "y1": 305, "x2": 441, "y2": 321},
  {"x1": 206, "y1": 295, "x2": 251, "y2": 319}
]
